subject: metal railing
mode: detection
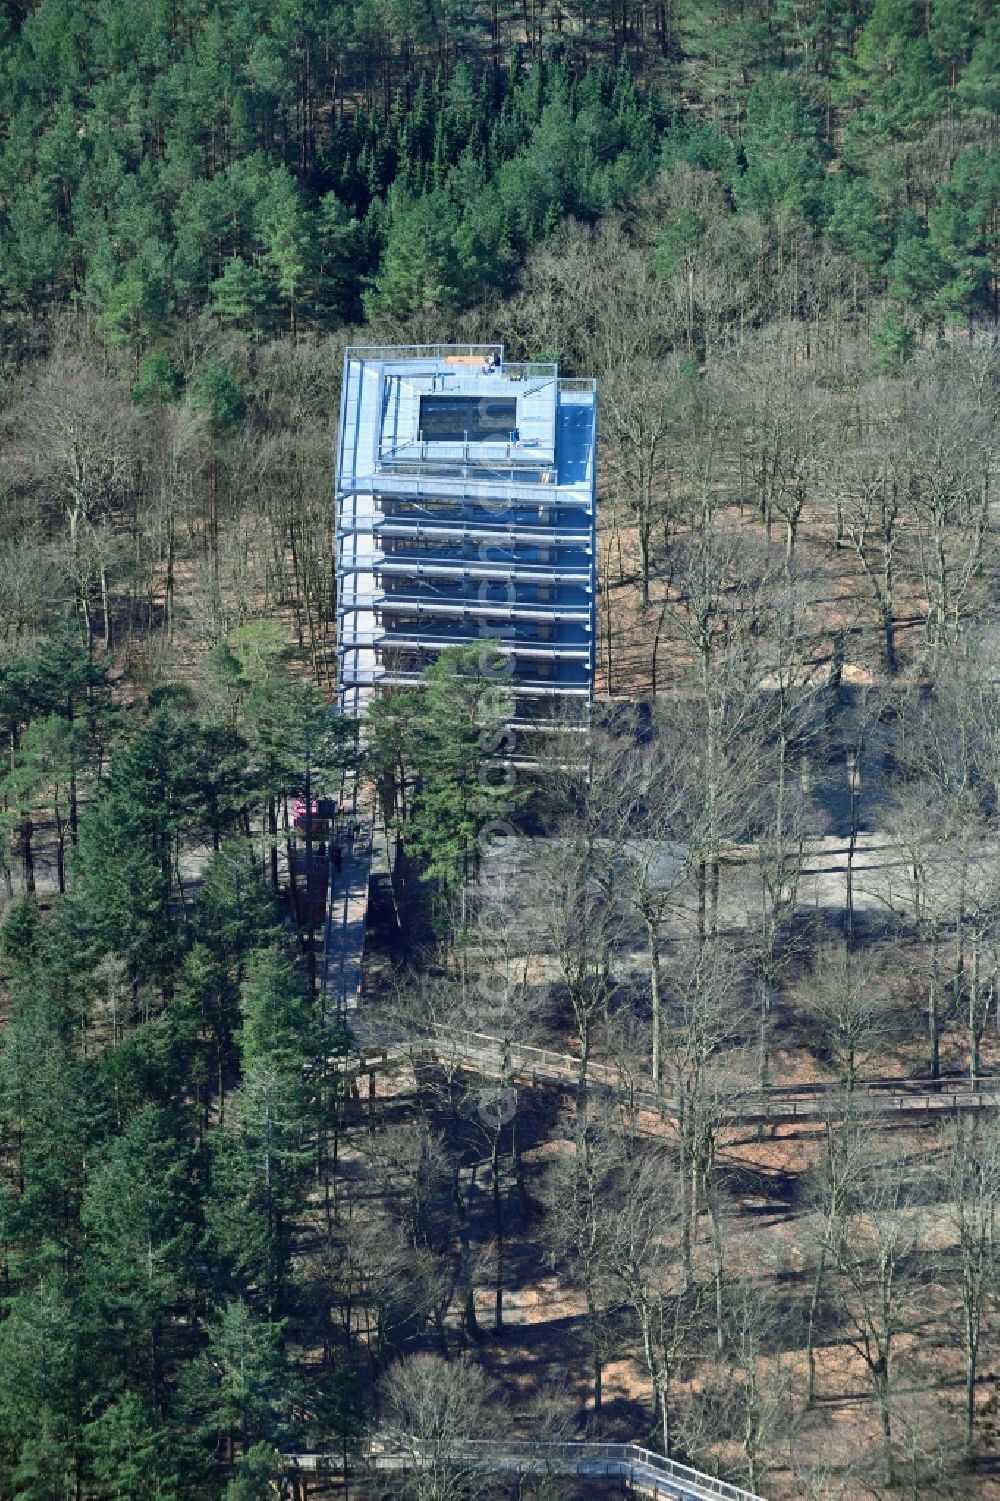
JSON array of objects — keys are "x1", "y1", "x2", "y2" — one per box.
[
  {"x1": 345, "y1": 343, "x2": 503, "y2": 362},
  {"x1": 365, "y1": 470, "x2": 575, "y2": 502},
  {"x1": 337, "y1": 667, "x2": 592, "y2": 697},
  {"x1": 317, "y1": 770, "x2": 371, "y2": 1024},
  {"x1": 343, "y1": 346, "x2": 563, "y2": 385},
  {"x1": 506, "y1": 362, "x2": 559, "y2": 379},
  {"x1": 374, "y1": 599, "x2": 593, "y2": 622},
  {"x1": 361, "y1": 464, "x2": 592, "y2": 498},
  {"x1": 376, "y1": 558, "x2": 592, "y2": 583},
  {"x1": 286, "y1": 1436, "x2": 766, "y2": 1500},
  {"x1": 370, "y1": 519, "x2": 593, "y2": 547},
  {"x1": 337, "y1": 553, "x2": 593, "y2": 577}
]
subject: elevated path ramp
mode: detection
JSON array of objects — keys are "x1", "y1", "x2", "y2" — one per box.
[
  {"x1": 318, "y1": 772, "x2": 373, "y2": 1022},
  {"x1": 343, "y1": 1021, "x2": 1000, "y2": 1127},
  {"x1": 285, "y1": 1436, "x2": 768, "y2": 1500}
]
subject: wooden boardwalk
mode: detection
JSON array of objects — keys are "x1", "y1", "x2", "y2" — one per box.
[
  {"x1": 318, "y1": 774, "x2": 372, "y2": 1022},
  {"x1": 347, "y1": 1021, "x2": 1000, "y2": 1128},
  {"x1": 311, "y1": 785, "x2": 1000, "y2": 1128}
]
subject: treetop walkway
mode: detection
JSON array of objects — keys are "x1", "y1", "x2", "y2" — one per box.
[
  {"x1": 346, "y1": 1019, "x2": 1000, "y2": 1127},
  {"x1": 317, "y1": 770, "x2": 371, "y2": 1023},
  {"x1": 311, "y1": 798, "x2": 992, "y2": 1501},
  {"x1": 285, "y1": 1436, "x2": 769, "y2": 1499}
]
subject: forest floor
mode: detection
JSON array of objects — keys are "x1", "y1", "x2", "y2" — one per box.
[
  {"x1": 354, "y1": 865, "x2": 1000, "y2": 1500},
  {"x1": 594, "y1": 495, "x2": 931, "y2": 702}
]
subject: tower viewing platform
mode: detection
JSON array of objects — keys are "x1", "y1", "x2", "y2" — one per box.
[{"x1": 334, "y1": 344, "x2": 598, "y2": 721}]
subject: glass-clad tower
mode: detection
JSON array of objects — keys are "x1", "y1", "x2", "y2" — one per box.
[{"x1": 334, "y1": 345, "x2": 597, "y2": 726}]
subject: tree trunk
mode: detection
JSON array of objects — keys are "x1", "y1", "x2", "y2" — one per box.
[
  {"x1": 678, "y1": 1108, "x2": 693, "y2": 1290},
  {"x1": 876, "y1": 1365, "x2": 893, "y2": 1488},
  {"x1": 456, "y1": 1164, "x2": 478, "y2": 1340},
  {"x1": 805, "y1": 1241, "x2": 828, "y2": 1406},
  {"x1": 21, "y1": 816, "x2": 34, "y2": 895},
  {"x1": 647, "y1": 914, "x2": 662, "y2": 1087},
  {"x1": 881, "y1": 599, "x2": 896, "y2": 677},
  {"x1": 586, "y1": 1288, "x2": 603, "y2": 1413},
  {"x1": 638, "y1": 521, "x2": 651, "y2": 607},
  {"x1": 929, "y1": 923, "x2": 941, "y2": 1082},
  {"x1": 492, "y1": 1134, "x2": 503, "y2": 1332},
  {"x1": 707, "y1": 1189, "x2": 725, "y2": 1353},
  {"x1": 164, "y1": 513, "x2": 175, "y2": 640},
  {"x1": 100, "y1": 561, "x2": 113, "y2": 651},
  {"x1": 970, "y1": 934, "x2": 981, "y2": 1083},
  {"x1": 965, "y1": 1324, "x2": 978, "y2": 1457},
  {"x1": 845, "y1": 757, "x2": 860, "y2": 943}
]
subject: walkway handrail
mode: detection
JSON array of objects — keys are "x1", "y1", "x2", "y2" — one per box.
[
  {"x1": 317, "y1": 768, "x2": 371, "y2": 1026},
  {"x1": 404, "y1": 1021, "x2": 1000, "y2": 1101},
  {"x1": 285, "y1": 1435, "x2": 767, "y2": 1500},
  {"x1": 346, "y1": 1020, "x2": 1000, "y2": 1125}
]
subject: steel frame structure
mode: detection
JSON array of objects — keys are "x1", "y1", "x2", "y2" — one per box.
[{"x1": 334, "y1": 345, "x2": 597, "y2": 722}]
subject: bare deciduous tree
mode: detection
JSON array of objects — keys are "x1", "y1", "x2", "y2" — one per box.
[
  {"x1": 384, "y1": 1353, "x2": 504, "y2": 1501},
  {"x1": 832, "y1": 396, "x2": 902, "y2": 676},
  {"x1": 542, "y1": 1121, "x2": 618, "y2": 1416},
  {"x1": 525, "y1": 831, "x2": 622, "y2": 1105},
  {"x1": 603, "y1": 727, "x2": 699, "y2": 1087},
  {"x1": 603, "y1": 1136, "x2": 696, "y2": 1458},
  {"x1": 657, "y1": 525, "x2": 779, "y2": 942},
  {"x1": 696, "y1": 1276, "x2": 792, "y2": 1496},
  {"x1": 659, "y1": 941, "x2": 750, "y2": 1298},
  {"x1": 602, "y1": 356, "x2": 678, "y2": 607},
  {"x1": 802, "y1": 1113, "x2": 873, "y2": 1408},
  {"x1": 21, "y1": 355, "x2": 143, "y2": 652},
  {"x1": 830, "y1": 1145, "x2": 925, "y2": 1488},
  {"x1": 937, "y1": 1116, "x2": 1000, "y2": 1459},
  {"x1": 796, "y1": 942, "x2": 895, "y2": 1097},
  {"x1": 897, "y1": 377, "x2": 996, "y2": 654}
]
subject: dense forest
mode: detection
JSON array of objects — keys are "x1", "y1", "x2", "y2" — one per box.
[
  {"x1": 1, "y1": 0, "x2": 999, "y2": 1498},
  {"x1": 0, "y1": 0, "x2": 996, "y2": 342}
]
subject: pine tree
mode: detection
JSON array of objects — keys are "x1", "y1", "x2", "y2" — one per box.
[
  {"x1": 82, "y1": 1105, "x2": 197, "y2": 1403},
  {"x1": 407, "y1": 643, "x2": 525, "y2": 909},
  {"x1": 209, "y1": 257, "x2": 274, "y2": 331},
  {"x1": 84, "y1": 1392, "x2": 178, "y2": 1501},
  {"x1": 0, "y1": 1275, "x2": 92, "y2": 1496},
  {"x1": 0, "y1": 992, "x2": 95, "y2": 1270},
  {"x1": 178, "y1": 1299, "x2": 301, "y2": 1462}
]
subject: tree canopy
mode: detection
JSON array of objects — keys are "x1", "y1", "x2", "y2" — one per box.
[{"x1": 0, "y1": 0, "x2": 993, "y2": 341}]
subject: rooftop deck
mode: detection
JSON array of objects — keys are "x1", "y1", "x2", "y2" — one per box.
[{"x1": 337, "y1": 347, "x2": 595, "y2": 503}]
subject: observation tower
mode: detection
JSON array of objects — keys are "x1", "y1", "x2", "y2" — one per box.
[{"x1": 334, "y1": 345, "x2": 597, "y2": 730}]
